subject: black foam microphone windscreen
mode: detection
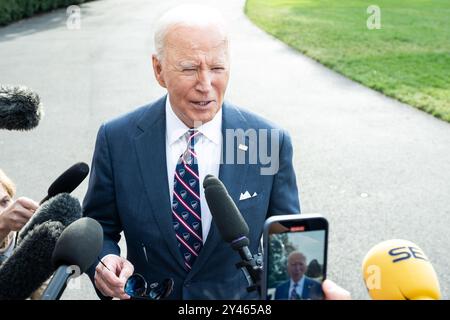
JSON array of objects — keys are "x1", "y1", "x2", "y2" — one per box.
[
  {"x1": 40, "y1": 162, "x2": 90, "y2": 204},
  {"x1": 40, "y1": 218, "x2": 103, "y2": 300},
  {"x1": 0, "y1": 221, "x2": 65, "y2": 300},
  {"x1": 19, "y1": 193, "x2": 81, "y2": 243},
  {"x1": 52, "y1": 217, "x2": 103, "y2": 273},
  {"x1": 203, "y1": 175, "x2": 249, "y2": 244},
  {"x1": 0, "y1": 85, "x2": 43, "y2": 131}
]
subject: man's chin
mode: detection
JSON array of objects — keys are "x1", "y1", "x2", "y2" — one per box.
[
  {"x1": 191, "y1": 116, "x2": 214, "y2": 127},
  {"x1": 189, "y1": 111, "x2": 219, "y2": 126}
]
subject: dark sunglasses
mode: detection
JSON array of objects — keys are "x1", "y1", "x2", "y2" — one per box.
[
  {"x1": 124, "y1": 274, "x2": 174, "y2": 300},
  {"x1": 97, "y1": 257, "x2": 174, "y2": 300}
]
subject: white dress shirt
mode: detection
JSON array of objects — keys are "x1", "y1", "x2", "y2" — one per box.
[
  {"x1": 165, "y1": 96, "x2": 222, "y2": 243},
  {"x1": 289, "y1": 276, "x2": 306, "y2": 299}
]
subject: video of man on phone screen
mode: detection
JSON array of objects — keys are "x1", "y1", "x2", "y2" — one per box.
[{"x1": 267, "y1": 230, "x2": 326, "y2": 300}]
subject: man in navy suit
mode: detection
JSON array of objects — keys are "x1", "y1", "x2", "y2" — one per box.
[
  {"x1": 274, "y1": 251, "x2": 324, "y2": 300},
  {"x1": 84, "y1": 5, "x2": 350, "y2": 300}
]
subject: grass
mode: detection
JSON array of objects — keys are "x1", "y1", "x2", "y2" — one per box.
[{"x1": 245, "y1": 0, "x2": 450, "y2": 122}]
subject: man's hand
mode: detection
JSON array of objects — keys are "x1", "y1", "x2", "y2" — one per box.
[
  {"x1": 95, "y1": 254, "x2": 135, "y2": 299},
  {"x1": 0, "y1": 197, "x2": 38, "y2": 233},
  {"x1": 322, "y1": 279, "x2": 352, "y2": 300}
]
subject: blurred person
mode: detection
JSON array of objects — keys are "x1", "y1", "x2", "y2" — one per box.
[
  {"x1": 0, "y1": 169, "x2": 39, "y2": 262},
  {"x1": 0, "y1": 168, "x2": 47, "y2": 300}
]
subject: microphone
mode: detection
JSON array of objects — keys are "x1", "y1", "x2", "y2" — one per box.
[
  {"x1": 362, "y1": 239, "x2": 441, "y2": 300},
  {"x1": 203, "y1": 174, "x2": 262, "y2": 295},
  {"x1": 0, "y1": 221, "x2": 65, "y2": 300},
  {"x1": 40, "y1": 162, "x2": 90, "y2": 205},
  {"x1": 19, "y1": 193, "x2": 82, "y2": 243},
  {"x1": 0, "y1": 85, "x2": 43, "y2": 131},
  {"x1": 41, "y1": 217, "x2": 103, "y2": 300}
]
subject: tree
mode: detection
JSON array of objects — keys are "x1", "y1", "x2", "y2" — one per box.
[{"x1": 267, "y1": 233, "x2": 296, "y2": 287}]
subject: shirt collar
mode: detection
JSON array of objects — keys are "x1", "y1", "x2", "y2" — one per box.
[
  {"x1": 291, "y1": 276, "x2": 305, "y2": 289},
  {"x1": 165, "y1": 95, "x2": 222, "y2": 146}
]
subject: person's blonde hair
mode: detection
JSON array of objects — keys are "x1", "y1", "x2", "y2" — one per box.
[{"x1": 0, "y1": 169, "x2": 16, "y2": 198}]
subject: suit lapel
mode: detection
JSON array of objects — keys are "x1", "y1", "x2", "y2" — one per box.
[
  {"x1": 134, "y1": 96, "x2": 186, "y2": 270},
  {"x1": 187, "y1": 102, "x2": 250, "y2": 280},
  {"x1": 285, "y1": 282, "x2": 291, "y2": 299},
  {"x1": 302, "y1": 280, "x2": 308, "y2": 299}
]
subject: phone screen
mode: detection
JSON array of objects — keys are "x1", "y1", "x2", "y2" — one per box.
[{"x1": 263, "y1": 215, "x2": 328, "y2": 300}]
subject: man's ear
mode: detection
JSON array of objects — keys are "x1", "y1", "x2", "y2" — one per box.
[{"x1": 152, "y1": 54, "x2": 167, "y2": 88}]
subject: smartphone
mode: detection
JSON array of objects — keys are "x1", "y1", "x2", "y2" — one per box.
[{"x1": 262, "y1": 213, "x2": 328, "y2": 300}]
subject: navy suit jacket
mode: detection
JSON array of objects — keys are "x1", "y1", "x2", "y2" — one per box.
[
  {"x1": 274, "y1": 277, "x2": 323, "y2": 300},
  {"x1": 83, "y1": 96, "x2": 300, "y2": 299}
]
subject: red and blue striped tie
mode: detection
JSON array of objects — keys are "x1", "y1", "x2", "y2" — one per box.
[{"x1": 172, "y1": 129, "x2": 203, "y2": 271}]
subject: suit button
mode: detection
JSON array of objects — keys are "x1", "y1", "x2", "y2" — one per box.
[{"x1": 184, "y1": 282, "x2": 191, "y2": 287}]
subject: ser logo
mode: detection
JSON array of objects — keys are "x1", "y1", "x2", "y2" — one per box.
[
  {"x1": 365, "y1": 246, "x2": 429, "y2": 290},
  {"x1": 389, "y1": 246, "x2": 428, "y2": 263}
]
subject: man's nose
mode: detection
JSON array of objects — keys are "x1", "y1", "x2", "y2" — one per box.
[{"x1": 195, "y1": 69, "x2": 212, "y2": 93}]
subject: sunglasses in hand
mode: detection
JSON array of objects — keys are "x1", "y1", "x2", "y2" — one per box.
[
  {"x1": 125, "y1": 274, "x2": 174, "y2": 300},
  {"x1": 97, "y1": 257, "x2": 174, "y2": 300}
]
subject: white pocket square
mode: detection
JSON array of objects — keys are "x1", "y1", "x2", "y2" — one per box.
[{"x1": 239, "y1": 191, "x2": 258, "y2": 201}]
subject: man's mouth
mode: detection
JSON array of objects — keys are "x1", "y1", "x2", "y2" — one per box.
[{"x1": 191, "y1": 100, "x2": 214, "y2": 107}]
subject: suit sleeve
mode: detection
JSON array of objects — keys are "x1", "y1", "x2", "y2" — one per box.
[
  {"x1": 267, "y1": 129, "x2": 301, "y2": 216},
  {"x1": 82, "y1": 123, "x2": 122, "y2": 299}
]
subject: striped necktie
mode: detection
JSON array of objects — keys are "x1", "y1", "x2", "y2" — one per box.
[
  {"x1": 290, "y1": 282, "x2": 301, "y2": 300},
  {"x1": 171, "y1": 129, "x2": 203, "y2": 271}
]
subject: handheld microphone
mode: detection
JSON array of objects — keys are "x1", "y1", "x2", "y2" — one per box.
[
  {"x1": 40, "y1": 162, "x2": 90, "y2": 205},
  {"x1": 0, "y1": 85, "x2": 43, "y2": 131},
  {"x1": 362, "y1": 239, "x2": 441, "y2": 300},
  {"x1": 0, "y1": 221, "x2": 65, "y2": 300},
  {"x1": 19, "y1": 193, "x2": 82, "y2": 243},
  {"x1": 41, "y1": 217, "x2": 103, "y2": 300},
  {"x1": 203, "y1": 175, "x2": 262, "y2": 295}
]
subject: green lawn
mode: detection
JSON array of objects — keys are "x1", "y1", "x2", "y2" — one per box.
[{"x1": 245, "y1": 0, "x2": 450, "y2": 122}]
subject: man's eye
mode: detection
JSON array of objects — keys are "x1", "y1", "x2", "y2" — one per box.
[
  {"x1": 212, "y1": 67, "x2": 224, "y2": 71},
  {"x1": 182, "y1": 68, "x2": 196, "y2": 72}
]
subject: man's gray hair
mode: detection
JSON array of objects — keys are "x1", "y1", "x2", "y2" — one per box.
[
  {"x1": 288, "y1": 251, "x2": 307, "y2": 263},
  {"x1": 154, "y1": 4, "x2": 229, "y2": 61}
]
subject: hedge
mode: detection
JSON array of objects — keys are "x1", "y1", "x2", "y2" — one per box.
[{"x1": 0, "y1": 0, "x2": 92, "y2": 26}]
